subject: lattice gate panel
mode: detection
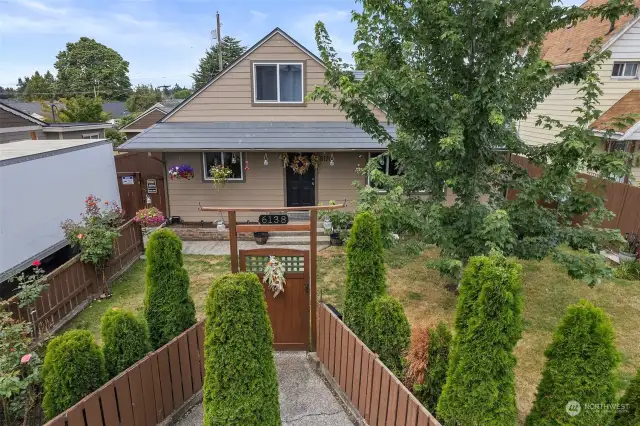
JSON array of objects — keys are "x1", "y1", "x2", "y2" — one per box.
[{"x1": 244, "y1": 255, "x2": 305, "y2": 274}]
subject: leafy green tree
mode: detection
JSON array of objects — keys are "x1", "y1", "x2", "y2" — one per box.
[
  {"x1": 41, "y1": 96, "x2": 110, "y2": 122},
  {"x1": 437, "y1": 254, "x2": 523, "y2": 425},
  {"x1": 22, "y1": 70, "x2": 56, "y2": 101},
  {"x1": 192, "y1": 36, "x2": 246, "y2": 89},
  {"x1": 614, "y1": 369, "x2": 640, "y2": 426},
  {"x1": 203, "y1": 273, "x2": 280, "y2": 425},
  {"x1": 344, "y1": 212, "x2": 386, "y2": 338},
  {"x1": 55, "y1": 37, "x2": 132, "y2": 100},
  {"x1": 42, "y1": 330, "x2": 107, "y2": 419},
  {"x1": 363, "y1": 295, "x2": 410, "y2": 377},
  {"x1": 526, "y1": 300, "x2": 620, "y2": 426},
  {"x1": 117, "y1": 113, "x2": 138, "y2": 129},
  {"x1": 125, "y1": 84, "x2": 161, "y2": 113},
  {"x1": 100, "y1": 308, "x2": 151, "y2": 378},
  {"x1": 311, "y1": 0, "x2": 637, "y2": 284},
  {"x1": 105, "y1": 128, "x2": 126, "y2": 147},
  {"x1": 173, "y1": 89, "x2": 192, "y2": 99},
  {"x1": 144, "y1": 229, "x2": 196, "y2": 348},
  {"x1": 413, "y1": 322, "x2": 452, "y2": 416}
]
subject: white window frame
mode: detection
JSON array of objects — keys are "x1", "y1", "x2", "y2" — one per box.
[
  {"x1": 611, "y1": 62, "x2": 639, "y2": 79},
  {"x1": 82, "y1": 133, "x2": 100, "y2": 139},
  {"x1": 253, "y1": 62, "x2": 305, "y2": 104},
  {"x1": 202, "y1": 152, "x2": 244, "y2": 181}
]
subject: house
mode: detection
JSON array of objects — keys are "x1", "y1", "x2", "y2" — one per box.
[
  {"x1": 518, "y1": 0, "x2": 640, "y2": 183},
  {"x1": 119, "y1": 101, "x2": 180, "y2": 139},
  {"x1": 117, "y1": 28, "x2": 393, "y2": 223},
  {"x1": 0, "y1": 100, "x2": 128, "y2": 122},
  {"x1": 0, "y1": 102, "x2": 111, "y2": 143}
]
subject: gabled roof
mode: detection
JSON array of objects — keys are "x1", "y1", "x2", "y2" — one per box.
[
  {"x1": 0, "y1": 101, "x2": 47, "y2": 126},
  {"x1": 590, "y1": 89, "x2": 640, "y2": 136},
  {"x1": 119, "y1": 103, "x2": 169, "y2": 131},
  {"x1": 162, "y1": 27, "x2": 325, "y2": 121},
  {"x1": 540, "y1": 0, "x2": 640, "y2": 66}
]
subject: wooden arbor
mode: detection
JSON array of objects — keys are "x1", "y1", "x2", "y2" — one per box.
[{"x1": 198, "y1": 204, "x2": 346, "y2": 351}]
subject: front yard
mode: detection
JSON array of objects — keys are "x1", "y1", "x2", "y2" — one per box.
[{"x1": 65, "y1": 247, "x2": 640, "y2": 423}]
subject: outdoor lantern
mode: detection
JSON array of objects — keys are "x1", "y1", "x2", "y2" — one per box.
[
  {"x1": 329, "y1": 153, "x2": 335, "y2": 167},
  {"x1": 264, "y1": 153, "x2": 269, "y2": 166},
  {"x1": 323, "y1": 216, "x2": 332, "y2": 231},
  {"x1": 217, "y1": 220, "x2": 226, "y2": 231},
  {"x1": 231, "y1": 154, "x2": 237, "y2": 164}
]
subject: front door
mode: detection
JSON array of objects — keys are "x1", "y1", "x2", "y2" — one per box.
[{"x1": 286, "y1": 154, "x2": 315, "y2": 207}]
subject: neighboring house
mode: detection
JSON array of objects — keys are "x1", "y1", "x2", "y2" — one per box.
[
  {"x1": 0, "y1": 102, "x2": 111, "y2": 143},
  {"x1": 117, "y1": 28, "x2": 392, "y2": 223},
  {"x1": 0, "y1": 100, "x2": 128, "y2": 122},
  {"x1": 518, "y1": 0, "x2": 640, "y2": 183},
  {"x1": 119, "y1": 102, "x2": 178, "y2": 139}
]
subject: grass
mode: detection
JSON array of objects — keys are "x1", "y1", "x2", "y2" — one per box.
[{"x1": 64, "y1": 246, "x2": 640, "y2": 423}]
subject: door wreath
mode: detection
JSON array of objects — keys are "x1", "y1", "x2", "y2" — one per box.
[
  {"x1": 263, "y1": 256, "x2": 286, "y2": 297},
  {"x1": 290, "y1": 155, "x2": 311, "y2": 175}
]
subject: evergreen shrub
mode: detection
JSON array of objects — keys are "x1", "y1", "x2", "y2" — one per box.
[{"x1": 101, "y1": 308, "x2": 152, "y2": 378}]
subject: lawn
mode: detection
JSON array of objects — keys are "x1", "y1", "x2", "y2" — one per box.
[{"x1": 65, "y1": 246, "x2": 640, "y2": 423}]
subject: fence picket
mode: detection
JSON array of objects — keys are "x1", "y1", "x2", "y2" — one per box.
[{"x1": 99, "y1": 382, "x2": 119, "y2": 426}]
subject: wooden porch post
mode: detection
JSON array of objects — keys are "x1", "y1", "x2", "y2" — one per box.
[
  {"x1": 229, "y1": 211, "x2": 238, "y2": 273},
  {"x1": 310, "y1": 209, "x2": 317, "y2": 351}
]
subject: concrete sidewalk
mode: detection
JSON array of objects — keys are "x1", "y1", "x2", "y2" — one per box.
[
  {"x1": 181, "y1": 240, "x2": 328, "y2": 256},
  {"x1": 175, "y1": 352, "x2": 354, "y2": 426}
]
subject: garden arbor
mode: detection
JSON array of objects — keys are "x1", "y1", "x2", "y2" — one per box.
[{"x1": 198, "y1": 204, "x2": 346, "y2": 351}]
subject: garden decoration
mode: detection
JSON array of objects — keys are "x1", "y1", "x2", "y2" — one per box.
[
  {"x1": 168, "y1": 164, "x2": 194, "y2": 180},
  {"x1": 279, "y1": 153, "x2": 290, "y2": 168},
  {"x1": 134, "y1": 207, "x2": 165, "y2": 234},
  {"x1": 210, "y1": 165, "x2": 233, "y2": 187},
  {"x1": 329, "y1": 153, "x2": 335, "y2": 167},
  {"x1": 263, "y1": 256, "x2": 286, "y2": 298},
  {"x1": 291, "y1": 154, "x2": 311, "y2": 175},
  {"x1": 244, "y1": 159, "x2": 250, "y2": 171},
  {"x1": 310, "y1": 153, "x2": 321, "y2": 170},
  {"x1": 620, "y1": 232, "x2": 639, "y2": 263},
  {"x1": 319, "y1": 200, "x2": 354, "y2": 246},
  {"x1": 264, "y1": 153, "x2": 269, "y2": 166}
]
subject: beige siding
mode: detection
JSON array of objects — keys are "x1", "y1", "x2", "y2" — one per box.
[
  {"x1": 317, "y1": 152, "x2": 366, "y2": 210},
  {"x1": 121, "y1": 109, "x2": 166, "y2": 131},
  {"x1": 0, "y1": 109, "x2": 35, "y2": 128},
  {"x1": 519, "y1": 22, "x2": 640, "y2": 146},
  {"x1": 167, "y1": 33, "x2": 386, "y2": 122}
]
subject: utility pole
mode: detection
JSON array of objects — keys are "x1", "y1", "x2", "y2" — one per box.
[{"x1": 216, "y1": 12, "x2": 223, "y2": 71}]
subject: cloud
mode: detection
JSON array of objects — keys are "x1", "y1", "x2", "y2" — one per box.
[
  {"x1": 6, "y1": 0, "x2": 68, "y2": 15},
  {"x1": 292, "y1": 9, "x2": 356, "y2": 63}
]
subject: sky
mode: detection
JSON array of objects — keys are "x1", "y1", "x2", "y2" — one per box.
[{"x1": 0, "y1": 0, "x2": 587, "y2": 90}]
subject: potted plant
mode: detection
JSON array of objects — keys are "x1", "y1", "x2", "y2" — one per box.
[
  {"x1": 320, "y1": 201, "x2": 353, "y2": 246},
  {"x1": 619, "y1": 232, "x2": 639, "y2": 263},
  {"x1": 210, "y1": 165, "x2": 233, "y2": 188},
  {"x1": 168, "y1": 164, "x2": 194, "y2": 180},
  {"x1": 134, "y1": 207, "x2": 165, "y2": 235},
  {"x1": 254, "y1": 231, "x2": 269, "y2": 245}
]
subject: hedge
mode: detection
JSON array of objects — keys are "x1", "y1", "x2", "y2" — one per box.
[
  {"x1": 42, "y1": 330, "x2": 107, "y2": 420},
  {"x1": 203, "y1": 273, "x2": 280, "y2": 425},
  {"x1": 526, "y1": 300, "x2": 620, "y2": 426},
  {"x1": 363, "y1": 295, "x2": 410, "y2": 377},
  {"x1": 344, "y1": 212, "x2": 386, "y2": 338},
  {"x1": 101, "y1": 308, "x2": 152, "y2": 378},
  {"x1": 144, "y1": 229, "x2": 196, "y2": 348},
  {"x1": 614, "y1": 369, "x2": 640, "y2": 426},
  {"x1": 414, "y1": 322, "x2": 452, "y2": 416},
  {"x1": 437, "y1": 254, "x2": 523, "y2": 426}
]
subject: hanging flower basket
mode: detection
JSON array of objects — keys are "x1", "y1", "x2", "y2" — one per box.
[
  {"x1": 210, "y1": 165, "x2": 233, "y2": 187},
  {"x1": 169, "y1": 164, "x2": 194, "y2": 180},
  {"x1": 291, "y1": 155, "x2": 311, "y2": 175},
  {"x1": 263, "y1": 256, "x2": 286, "y2": 297}
]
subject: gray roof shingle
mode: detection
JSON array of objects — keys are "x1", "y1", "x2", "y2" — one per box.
[{"x1": 117, "y1": 122, "x2": 392, "y2": 151}]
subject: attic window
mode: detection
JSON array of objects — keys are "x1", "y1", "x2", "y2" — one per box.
[
  {"x1": 253, "y1": 63, "x2": 304, "y2": 103},
  {"x1": 612, "y1": 62, "x2": 639, "y2": 79}
]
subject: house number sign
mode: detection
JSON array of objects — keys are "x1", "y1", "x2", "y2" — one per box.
[{"x1": 259, "y1": 214, "x2": 289, "y2": 225}]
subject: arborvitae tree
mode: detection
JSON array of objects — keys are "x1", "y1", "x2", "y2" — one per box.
[
  {"x1": 614, "y1": 369, "x2": 640, "y2": 426},
  {"x1": 414, "y1": 322, "x2": 452, "y2": 416},
  {"x1": 203, "y1": 273, "x2": 280, "y2": 425},
  {"x1": 144, "y1": 229, "x2": 196, "y2": 349},
  {"x1": 192, "y1": 36, "x2": 246, "y2": 89},
  {"x1": 437, "y1": 254, "x2": 523, "y2": 425},
  {"x1": 526, "y1": 300, "x2": 620, "y2": 426},
  {"x1": 363, "y1": 295, "x2": 410, "y2": 377},
  {"x1": 344, "y1": 211, "x2": 386, "y2": 338},
  {"x1": 42, "y1": 330, "x2": 107, "y2": 419},
  {"x1": 101, "y1": 308, "x2": 152, "y2": 378}
]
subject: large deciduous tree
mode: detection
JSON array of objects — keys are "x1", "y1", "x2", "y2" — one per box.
[
  {"x1": 41, "y1": 96, "x2": 110, "y2": 123},
  {"x1": 312, "y1": 0, "x2": 637, "y2": 284},
  {"x1": 125, "y1": 84, "x2": 161, "y2": 113},
  {"x1": 55, "y1": 37, "x2": 132, "y2": 100},
  {"x1": 21, "y1": 70, "x2": 56, "y2": 101},
  {"x1": 191, "y1": 36, "x2": 246, "y2": 90}
]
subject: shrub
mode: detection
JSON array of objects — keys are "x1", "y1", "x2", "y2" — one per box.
[
  {"x1": 437, "y1": 254, "x2": 523, "y2": 426},
  {"x1": 42, "y1": 330, "x2": 107, "y2": 419},
  {"x1": 414, "y1": 322, "x2": 452, "y2": 416},
  {"x1": 364, "y1": 295, "x2": 410, "y2": 377},
  {"x1": 405, "y1": 326, "x2": 430, "y2": 390},
  {"x1": 614, "y1": 369, "x2": 640, "y2": 426},
  {"x1": 344, "y1": 212, "x2": 386, "y2": 338},
  {"x1": 203, "y1": 273, "x2": 280, "y2": 425},
  {"x1": 526, "y1": 300, "x2": 620, "y2": 426},
  {"x1": 144, "y1": 229, "x2": 196, "y2": 348},
  {"x1": 101, "y1": 308, "x2": 152, "y2": 378},
  {"x1": 614, "y1": 261, "x2": 640, "y2": 281}
]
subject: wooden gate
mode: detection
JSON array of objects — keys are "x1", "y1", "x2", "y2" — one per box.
[{"x1": 240, "y1": 248, "x2": 310, "y2": 351}]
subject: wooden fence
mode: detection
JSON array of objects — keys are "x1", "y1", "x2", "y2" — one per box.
[
  {"x1": 317, "y1": 303, "x2": 441, "y2": 426},
  {"x1": 46, "y1": 321, "x2": 205, "y2": 426},
  {"x1": 7, "y1": 219, "x2": 144, "y2": 336}
]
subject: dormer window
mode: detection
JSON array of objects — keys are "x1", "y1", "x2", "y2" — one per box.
[
  {"x1": 612, "y1": 62, "x2": 638, "y2": 79},
  {"x1": 253, "y1": 62, "x2": 304, "y2": 104}
]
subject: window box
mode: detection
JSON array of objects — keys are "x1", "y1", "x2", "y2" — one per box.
[{"x1": 252, "y1": 62, "x2": 305, "y2": 105}]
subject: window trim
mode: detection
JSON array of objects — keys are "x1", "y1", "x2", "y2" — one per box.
[
  {"x1": 251, "y1": 61, "x2": 306, "y2": 106},
  {"x1": 611, "y1": 62, "x2": 639, "y2": 79},
  {"x1": 202, "y1": 152, "x2": 244, "y2": 182},
  {"x1": 82, "y1": 133, "x2": 100, "y2": 139}
]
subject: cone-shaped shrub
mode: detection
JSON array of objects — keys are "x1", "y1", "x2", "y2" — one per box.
[
  {"x1": 437, "y1": 253, "x2": 523, "y2": 426},
  {"x1": 203, "y1": 273, "x2": 280, "y2": 425},
  {"x1": 614, "y1": 369, "x2": 640, "y2": 426},
  {"x1": 364, "y1": 295, "x2": 410, "y2": 377},
  {"x1": 526, "y1": 300, "x2": 620, "y2": 426},
  {"x1": 344, "y1": 211, "x2": 386, "y2": 338},
  {"x1": 144, "y1": 229, "x2": 196, "y2": 348},
  {"x1": 101, "y1": 308, "x2": 152, "y2": 378},
  {"x1": 42, "y1": 330, "x2": 107, "y2": 419},
  {"x1": 414, "y1": 322, "x2": 452, "y2": 416}
]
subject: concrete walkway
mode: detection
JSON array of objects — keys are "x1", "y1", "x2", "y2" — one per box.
[
  {"x1": 175, "y1": 352, "x2": 354, "y2": 426},
  {"x1": 182, "y1": 240, "x2": 328, "y2": 256}
]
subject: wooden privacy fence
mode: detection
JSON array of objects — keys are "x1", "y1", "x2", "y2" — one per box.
[
  {"x1": 317, "y1": 303, "x2": 441, "y2": 426},
  {"x1": 7, "y1": 219, "x2": 144, "y2": 336},
  {"x1": 46, "y1": 321, "x2": 205, "y2": 426}
]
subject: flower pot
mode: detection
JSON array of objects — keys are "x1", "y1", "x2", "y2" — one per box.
[
  {"x1": 619, "y1": 251, "x2": 637, "y2": 263},
  {"x1": 254, "y1": 232, "x2": 269, "y2": 245},
  {"x1": 330, "y1": 232, "x2": 343, "y2": 246}
]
